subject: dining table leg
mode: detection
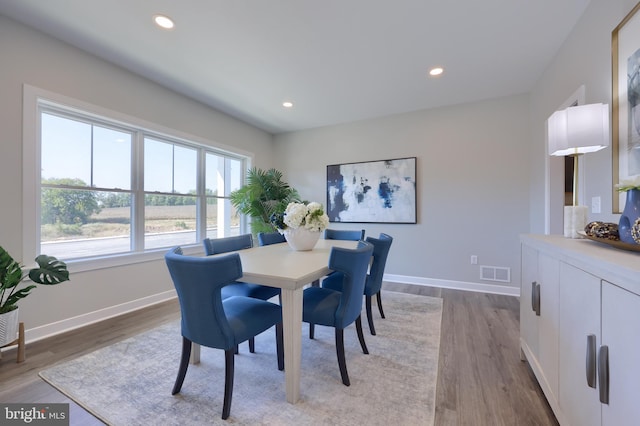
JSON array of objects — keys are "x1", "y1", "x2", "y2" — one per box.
[
  {"x1": 190, "y1": 342, "x2": 201, "y2": 364},
  {"x1": 281, "y1": 286, "x2": 303, "y2": 403}
]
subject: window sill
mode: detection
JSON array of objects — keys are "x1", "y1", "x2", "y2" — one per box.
[{"x1": 64, "y1": 244, "x2": 203, "y2": 274}]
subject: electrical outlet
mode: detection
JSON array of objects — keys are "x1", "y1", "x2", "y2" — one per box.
[
  {"x1": 470, "y1": 255, "x2": 478, "y2": 265},
  {"x1": 592, "y1": 196, "x2": 601, "y2": 214}
]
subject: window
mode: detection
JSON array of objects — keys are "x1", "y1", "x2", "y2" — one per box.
[{"x1": 27, "y1": 87, "x2": 249, "y2": 266}]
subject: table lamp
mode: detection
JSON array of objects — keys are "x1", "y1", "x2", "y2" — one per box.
[{"x1": 547, "y1": 103, "x2": 609, "y2": 238}]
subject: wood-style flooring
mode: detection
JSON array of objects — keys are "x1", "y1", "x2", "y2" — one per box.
[{"x1": 0, "y1": 283, "x2": 558, "y2": 426}]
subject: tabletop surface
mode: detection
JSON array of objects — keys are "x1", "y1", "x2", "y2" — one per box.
[{"x1": 237, "y1": 239, "x2": 357, "y2": 290}]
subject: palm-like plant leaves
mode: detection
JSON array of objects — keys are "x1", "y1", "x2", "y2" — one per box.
[{"x1": 230, "y1": 168, "x2": 301, "y2": 235}]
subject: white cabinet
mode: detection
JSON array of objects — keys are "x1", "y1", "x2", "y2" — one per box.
[
  {"x1": 558, "y1": 262, "x2": 601, "y2": 426},
  {"x1": 520, "y1": 244, "x2": 539, "y2": 358},
  {"x1": 520, "y1": 235, "x2": 640, "y2": 426},
  {"x1": 537, "y1": 253, "x2": 559, "y2": 403},
  {"x1": 601, "y1": 282, "x2": 640, "y2": 425},
  {"x1": 520, "y1": 245, "x2": 559, "y2": 411}
]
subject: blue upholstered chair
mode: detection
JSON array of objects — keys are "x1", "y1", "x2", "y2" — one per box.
[
  {"x1": 257, "y1": 231, "x2": 286, "y2": 246},
  {"x1": 203, "y1": 234, "x2": 281, "y2": 353},
  {"x1": 308, "y1": 228, "x2": 365, "y2": 338},
  {"x1": 165, "y1": 247, "x2": 284, "y2": 420},
  {"x1": 324, "y1": 228, "x2": 365, "y2": 241},
  {"x1": 314, "y1": 228, "x2": 365, "y2": 287},
  {"x1": 322, "y1": 233, "x2": 393, "y2": 335},
  {"x1": 302, "y1": 240, "x2": 374, "y2": 386},
  {"x1": 203, "y1": 235, "x2": 281, "y2": 302},
  {"x1": 203, "y1": 234, "x2": 253, "y2": 254}
]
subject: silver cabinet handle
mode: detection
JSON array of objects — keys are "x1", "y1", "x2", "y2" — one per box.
[
  {"x1": 533, "y1": 283, "x2": 541, "y2": 316},
  {"x1": 598, "y1": 345, "x2": 609, "y2": 404},
  {"x1": 586, "y1": 334, "x2": 596, "y2": 388},
  {"x1": 531, "y1": 281, "x2": 537, "y2": 312}
]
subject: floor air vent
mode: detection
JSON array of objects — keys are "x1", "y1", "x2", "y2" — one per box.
[{"x1": 480, "y1": 265, "x2": 511, "y2": 283}]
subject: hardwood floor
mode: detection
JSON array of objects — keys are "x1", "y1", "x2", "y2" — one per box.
[
  {"x1": 383, "y1": 283, "x2": 558, "y2": 426},
  {"x1": 0, "y1": 284, "x2": 557, "y2": 426}
]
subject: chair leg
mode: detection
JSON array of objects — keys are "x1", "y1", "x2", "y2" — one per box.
[
  {"x1": 249, "y1": 337, "x2": 255, "y2": 353},
  {"x1": 376, "y1": 291, "x2": 386, "y2": 319},
  {"x1": 308, "y1": 280, "x2": 319, "y2": 340},
  {"x1": 365, "y1": 295, "x2": 376, "y2": 336},
  {"x1": 275, "y1": 322, "x2": 284, "y2": 371},
  {"x1": 355, "y1": 315, "x2": 369, "y2": 354},
  {"x1": 172, "y1": 337, "x2": 192, "y2": 395},
  {"x1": 222, "y1": 349, "x2": 235, "y2": 420},
  {"x1": 335, "y1": 328, "x2": 350, "y2": 386}
]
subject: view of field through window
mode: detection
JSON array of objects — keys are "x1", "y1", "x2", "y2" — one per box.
[{"x1": 40, "y1": 110, "x2": 243, "y2": 259}]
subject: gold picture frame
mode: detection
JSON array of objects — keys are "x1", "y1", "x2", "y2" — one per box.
[{"x1": 612, "y1": 2, "x2": 640, "y2": 213}]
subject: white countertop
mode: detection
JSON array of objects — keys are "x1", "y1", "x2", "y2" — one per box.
[{"x1": 521, "y1": 234, "x2": 640, "y2": 296}]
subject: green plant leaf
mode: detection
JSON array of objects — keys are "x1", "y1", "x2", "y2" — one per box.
[
  {"x1": 0, "y1": 246, "x2": 23, "y2": 290},
  {"x1": 2, "y1": 285, "x2": 37, "y2": 311},
  {"x1": 229, "y1": 168, "x2": 301, "y2": 236},
  {"x1": 28, "y1": 255, "x2": 70, "y2": 285}
]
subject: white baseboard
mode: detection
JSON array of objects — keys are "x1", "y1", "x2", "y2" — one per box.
[
  {"x1": 23, "y1": 290, "x2": 177, "y2": 344},
  {"x1": 384, "y1": 274, "x2": 520, "y2": 297}
]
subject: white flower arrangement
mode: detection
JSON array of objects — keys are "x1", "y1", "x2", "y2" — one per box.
[
  {"x1": 272, "y1": 201, "x2": 329, "y2": 232},
  {"x1": 615, "y1": 175, "x2": 640, "y2": 192}
]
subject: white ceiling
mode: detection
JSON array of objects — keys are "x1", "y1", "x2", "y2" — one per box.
[{"x1": 0, "y1": 0, "x2": 591, "y2": 134}]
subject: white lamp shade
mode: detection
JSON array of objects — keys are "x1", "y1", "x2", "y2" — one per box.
[{"x1": 548, "y1": 103, "x2": 610, "y2": 156}]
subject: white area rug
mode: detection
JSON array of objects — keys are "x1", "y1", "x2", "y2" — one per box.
[{"x1": 40, "y1": 291, "x2": 442, "y2": 425}]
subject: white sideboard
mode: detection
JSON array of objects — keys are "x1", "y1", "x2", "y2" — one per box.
[{"x1": 520, "y1": 234, "x2": 640, "y2": 426}]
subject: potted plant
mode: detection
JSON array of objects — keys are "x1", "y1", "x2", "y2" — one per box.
[
  {"x1": 229, "y1": 168, "x2": 301, "y2": 236},
  {"x1": 0, "y1": 246, "x2": 70, "y2": 346}
]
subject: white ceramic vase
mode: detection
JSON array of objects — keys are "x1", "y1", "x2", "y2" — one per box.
[
  {"x1": 282, "y1": 227, "x2": 321, "y2": 251},
  {"x1": 0, "y1": 308, "x2": 19, "y2": 347}
]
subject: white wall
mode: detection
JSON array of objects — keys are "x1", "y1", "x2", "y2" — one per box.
[
  {"x1": 0, "y1": 15, "x2": 274, "y2": 337},
  {"x1": 3, "y1": 0, "x2": 632, "y2": 339},
  {"x1": 529, "y1": 0, "x2": 639, "y2": 233},
  {"x1": 274, "y1": 94, "x2": 531, "y2": 293}
]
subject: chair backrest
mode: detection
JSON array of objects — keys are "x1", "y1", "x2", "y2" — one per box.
[
  {"x1": 203, "y1": 234, "x2": 253, "y2": 255},
  {"x1": 324, "y1": 228, "x2": 365, "y2": 241},
  {"x1": 257, "y1": 231, "x2": 286, "y2": 246},
  {"x1": 364, "y1": 233, "x2": 393, "y2": 296},
  {"x1": 165, "y1": 247, "x2": 241, "y2": 349},
  {"x1": 329, "y1": 240, "x2": 374, "y2": 328}
]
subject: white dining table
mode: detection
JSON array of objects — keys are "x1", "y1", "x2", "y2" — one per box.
[{"x1": 190, "y1": 238, "x2": 357, "y2": 404}]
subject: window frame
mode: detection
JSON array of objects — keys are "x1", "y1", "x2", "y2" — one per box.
[{"x1": 23, "y1": 85, "x2": 253, "y2": 273}]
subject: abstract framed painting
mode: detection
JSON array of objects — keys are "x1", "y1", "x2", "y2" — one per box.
[
  {"x1": 326, "y1": 157, "x2": 416, "y2": 223},
  {"x1": 612, "y1": 1, "x2": 640, "y2": 212}
]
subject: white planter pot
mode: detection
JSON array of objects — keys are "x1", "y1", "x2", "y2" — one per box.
[
  {"x1": 282, "y1": 227, "x2": 321, "y2": 251},
  {"x1": 0, "y1": 308, "x2": 19, "y2": 347}
]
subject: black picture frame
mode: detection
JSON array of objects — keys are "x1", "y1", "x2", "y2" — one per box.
[{"x1": 326, "y1": 157, "x2": 417, "y2": 223}]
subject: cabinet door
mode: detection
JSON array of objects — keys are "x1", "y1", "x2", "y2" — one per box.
[
  {"x1": 602, "y1": 282, "x2": 640, "y2": 426},
  {"x1": 558, "y1": 262, "x2": 601, "y2": 426},
  {"x1": 520, "y1": 244, "x2": 539, "y2": 359},
  {"x1": 537, "y1": 253, "x2": 560, "y2": 403}
]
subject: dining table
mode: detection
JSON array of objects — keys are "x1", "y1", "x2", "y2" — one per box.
[{"x1": 190, "y1": 238, "x2": 358, "y2": 404}]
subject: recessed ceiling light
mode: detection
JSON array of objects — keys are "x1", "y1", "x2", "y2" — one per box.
[
  {"x1": 282, "y1": 101, "x2": 294, "y2": 108},
  {"x1": 154, "y1": 14, "x2": 175, "y2": 29},
  {"x1": 429, "y1": 67, "x2": 444, "y2": 77}
]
